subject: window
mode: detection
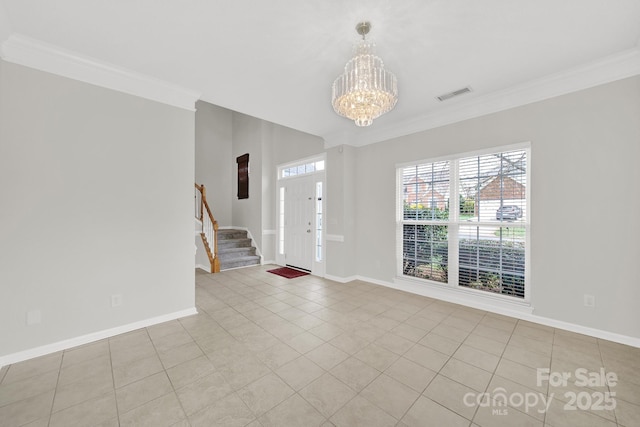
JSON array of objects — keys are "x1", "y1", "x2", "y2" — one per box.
[
  {"x1": 315, "y1": 182, "x2": 323, "y2": 261},
  {"x1": 281, "y1": 160, "x2": 325, "y2": 179},
  {"x1": 399, "y1": 146, "x2": 529, "y2": 299}
]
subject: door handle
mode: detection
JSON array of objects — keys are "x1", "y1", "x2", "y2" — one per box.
[{"x1": 307, "y1": 229, "x2": 311, "y2": 233}]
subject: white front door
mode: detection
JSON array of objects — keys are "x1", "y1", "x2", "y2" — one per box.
[{"x1": 284, "y1": 175, "x2": 315, "y2": 271}]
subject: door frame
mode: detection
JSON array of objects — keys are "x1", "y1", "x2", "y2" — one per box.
[{"x1": 276, "y1": 155, "x2": 326, "y2": 277}]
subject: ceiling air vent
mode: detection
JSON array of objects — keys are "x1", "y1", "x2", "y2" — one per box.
[{"x1": 436, "y1": 86, "x2": 472, "y2": 102}]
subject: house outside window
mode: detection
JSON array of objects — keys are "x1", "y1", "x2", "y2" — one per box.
[{"x1": 398, "y1": 144, "x2": 530, "y2": 301}]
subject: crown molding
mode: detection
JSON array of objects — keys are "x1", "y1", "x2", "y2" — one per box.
[
  {"x1": 0, "y1": 34, "x2": 201, "y2": 111},
  {"x1": 324, "y1": 46, "x2": 640, "y2": 148}
]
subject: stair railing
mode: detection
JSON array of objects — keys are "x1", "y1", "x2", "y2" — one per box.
[{"x1": 194, "y1": 183, "x2": 220, "y2": 273}]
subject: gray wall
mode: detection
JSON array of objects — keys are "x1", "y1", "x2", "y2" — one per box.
[
  {"x1": 195, "y1": 101, "x2": 233, "y2": 226},
  {"x1": 355, "y1": 76, "x2": 640, "y2": 338},
  {"x1": 196, "y1": 104, "x2": 324, "y2": 261},
  {"x1": 0, "y1": 60, "x2": 196, "y2": 358}
]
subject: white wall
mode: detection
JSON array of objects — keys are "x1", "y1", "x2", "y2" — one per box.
[
  {"x1": 0, "y1": 60, "x2": 195, "y2": 360},
  {"x1": 195, "y1": 101, "x2": 233, "y2": 226},
  {"x1": 355, "y1": 76, "x2": 640, "y2": 339}
]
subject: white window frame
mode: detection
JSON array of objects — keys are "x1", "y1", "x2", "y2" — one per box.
[{"x1": 396, "y1": 142, "x2": 531, "y2": 305}]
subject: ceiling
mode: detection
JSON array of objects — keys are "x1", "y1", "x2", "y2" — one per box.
[{"x1": 1, "y1": 0, "x2": 639, "y2": 147}]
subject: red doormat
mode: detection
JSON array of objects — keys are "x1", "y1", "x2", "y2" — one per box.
[{"x1": 267, "y1": 267, "x2": 309, "y2": 279}]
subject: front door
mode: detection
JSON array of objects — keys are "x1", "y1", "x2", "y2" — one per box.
[{"x1": 284, "y1": 175, "x2": 315, "y2": 271}]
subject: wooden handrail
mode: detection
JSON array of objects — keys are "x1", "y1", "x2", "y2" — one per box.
[{"x1": 195, "y1": 183, "x2": 220, "y2": 273}]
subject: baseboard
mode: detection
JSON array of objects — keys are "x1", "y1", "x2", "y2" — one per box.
[
  {"x1": 0, "y1": 307, "x2": 198, "y2": 367},
  {"x1": 195, "y1": 264, "x2": 211, "y2": 273},
  {"x1": 261, "y1": 260, "x2": 276, "y2": 266},
  {"x1": 351, "y1": 274, "x2": 640, "y2": 348},
  {"x1": 324, "y1": 273, "x2": 357, "y2": 283}
]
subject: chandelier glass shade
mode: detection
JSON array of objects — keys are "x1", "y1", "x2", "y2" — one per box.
[{"x1": 332, "y1": 22, "x2": 398, "y2": 127}]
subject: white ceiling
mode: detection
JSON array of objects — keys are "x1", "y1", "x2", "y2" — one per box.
[{"x1": 1, "y1": 0, "x2": 639, "y2": 146}]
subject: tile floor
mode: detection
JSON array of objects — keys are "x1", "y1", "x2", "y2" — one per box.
[{"x1": 1, "y1": 265, "x2": 639, "y2": 426}]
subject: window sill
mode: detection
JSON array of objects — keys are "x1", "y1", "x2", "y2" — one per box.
[{"x1": 393, "y1": 275, "x2": 533, "y2": 316}]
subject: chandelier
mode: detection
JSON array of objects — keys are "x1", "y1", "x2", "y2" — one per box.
[{"x1": 332, "y1": 21, "x2": 398, "y2": 127}]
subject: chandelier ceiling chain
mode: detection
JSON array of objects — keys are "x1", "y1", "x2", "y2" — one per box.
[{"x1": 332, "y1": 21, "x2": 398, "y2": 127}]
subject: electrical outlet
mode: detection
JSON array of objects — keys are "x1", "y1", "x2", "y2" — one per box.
[
  {"x1": 584, "y1": 294, "x2": 595, "y2": 308},
  {"x1": 26, "y1": 309, "x2": 41, "y2": 325},
  {"x1": 111, "y1": 294, "x2": 123, "y2": 308}
]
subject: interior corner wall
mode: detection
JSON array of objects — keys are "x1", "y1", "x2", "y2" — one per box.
[
  {"x1": 195, "y1": 101, "x2": 233, "y2": 226},
  {"x1": 326, "y1": 145, "x2": 357, "y2": 278},
  {"x1": 231, "y1": 112, "x2": 264, "y2": 252},
  {"x1": 0, "y1": 60, "x2": 196, "y2": 360},
  {"x1": 354, "y1": 75, "x2": 640, "y2": 339}
]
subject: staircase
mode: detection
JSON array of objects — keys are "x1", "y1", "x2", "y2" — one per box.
[{"x1": 217, "y1": 229, "x2": 260, "y2": 270}]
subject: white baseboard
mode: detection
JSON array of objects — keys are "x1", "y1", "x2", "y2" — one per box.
[
  {"x1": 195, "y1": 264, "x2": 211, "y2": 273},
  {"x1": 0, "y1": 307, "x2": 198, "y2": 367},
  {"x1": 324, "y1": 273, "x2": 357, "y2": 283},
  {"x1": 345, "y1": 274, "x2": 640, "y2": 348}
]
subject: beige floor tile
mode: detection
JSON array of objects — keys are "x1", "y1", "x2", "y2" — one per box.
[
  {"x1": 544, "y1": 397, "x2": 616, "y2": 427},
  {"x1": 360, "y1": 373, "x2": 420, "y2": 419},
  {"x1": 401, "y1": 396, "x2": 469, "y2": 427},
  {"x1": 49, "y1": 391, "x2": 117, "y2": 427},
  {"x1": 52, "y1": 370, "x2": 114, "y2": 412},
  {"x1": 150, "y1": 330, "x2": 194, "y2": 353},
  {"x1": 57, "y1": 353, "x2": 112, "y2": 387},
  {"x1": 423, "y1": 374, "x2": 477, "y2": 420},
  {"x1": 300, "y1": 373, "x2": 356, "y2": 418},
  {"x1": 61, "y1": 340, "x2": 110, "y2": 368},
  {"x1": 330, "y1": 395, "x2": 396, "y2": 427},
  {"x1": 431, "y1": 323, "x2": 470, "y2": 343},
  {"x1": 508, "y1": 334, "x2": 553, "y2": 357},
  {"x1": 494, "y1": 358, "x2": 547, "y2": 394},
  {"x1": 0, "y1": 369, "x2": 58, "y2": 407},
  {"x1": 275, "y1": 356, "x2": 325, "y2": 391},
  {"x1": 157, "y1": 340, "x2": 204, "y2": 369},
  {"x1": 330, "y1": 357, "x2": 380, "y2": 392},
  {"x1": 309, "y1": 323, "x2": 345, "y2": 341},
  {"x1": 403, "y1": 343, "x2": 449, "y2": 372},
  {"x1": 113, "y1": 353, "x2": 164, "y2": 388},
  {"x1": 453, "y1": 344, "x2": 500, "y2": 373},
  {"x1": 471, "y1": 324, "x2": 513, "y2": 344},
  {"x1": 329, "y1": 332, "x2": 370, "y2": 355},
  {"x1": 403, "y1": 315, "x2": 439, "y2": 332},
  {"x1": 175, "y1": 371, "x2": 233, "y2": 416},
  {"x1": 166, "y1": 355, "x2": 215, "y2": 389},
  {"x1": 306, "y1": 343, "x2": 350, "y2": 370},
  {"x1": 189, "y1": 392, "x2": 256, "y2": 427},
  {"x1": 353, "y1": 343, "x2": 399, "y2": 371},
  {"x1": 484, "y1": 375, "x2": 548, "y2": 421},
  {"x1": 2, "y1": 353, "x2": 62, "y2": 384},
  {"x1": 293, "y1": 314, "x2": 326, "y2": 330},
  {"x1": 119, "y1": 392, "x2": 186, "y2": 427},
  {"x1": 513, "y1": 323, "x2": 554, "y2": 343},
  {"x1": 286, "y1": 331, "x2": 325, "y2": 353},
  {"x1": 116, "y1": 371, "x2": 174, "y2": 414},
  {"x1": 391, "y1": 323, "x2": 428, "y2": 342},
  {"x1": 259, "y1": 394, "x2": 326, "y2": 427},
  {"x1": 374, "y1": 332, "x2": 414, "y2": 355},
  {"x1": 0, "y1": 390, "x2": 54, "y2": 427},
  {"x1": 418, "y1": 332, "x2": 461, "y2": 355},
  {"x1": 616, "y1": 397, "x2": 640, "y2": 427},
  {"x1": 255, "y1": 342, "x2": 301, "y2": 370},
  {"x1": 502, "y1": 344, "x2": 550, "y2": 370},
  {"x1": 218, "y1": 353, "x2": 271, "y2": 391},
  {"x1": 462, "y1": 333, "x2": 507, "y2": 357},
  {"x1": 110, "y1": 340, "x2": 157, "y2": 368},
  {"x1": 237, "y1": 373, "x2": 295, "y2": 415},
  {"x1": 384, "y1": 357, "x2": 436, "y2": 393},
  {"x1": 440, "y1": 358, "x2": 492, "y2": 393},
  {"x1": 473, "y1": 404, "x2": 542, "y2": 427}
]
